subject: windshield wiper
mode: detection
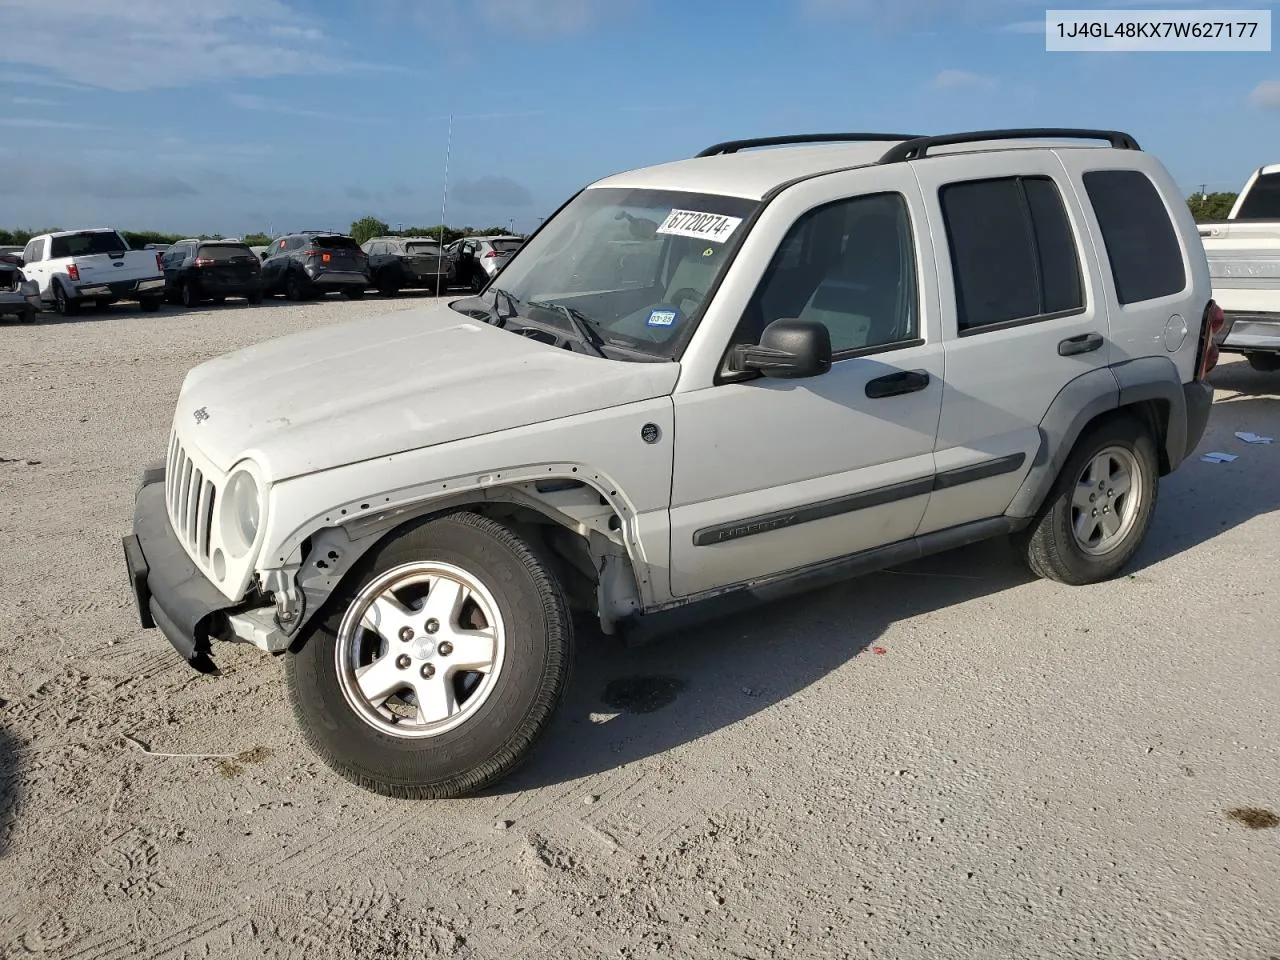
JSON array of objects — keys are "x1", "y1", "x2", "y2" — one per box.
[{"x1": 527, "y1": 300, "x2": 609, "y2": 358}]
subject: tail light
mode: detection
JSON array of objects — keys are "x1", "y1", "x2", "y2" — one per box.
[
  {"x1": 305, "y1": 251, "x2": 333, "y2": 263},
  {"x1": 484, "y1": 250, "x2": 501, "y2": 258},
  {"x1": 194, "y1": 257, "x2": 215, "y2": 267},
  {"x1": 66, "y1": 263, "x2": 80, "y2": 281},
  {"x1": 1196, "y1": 300, "x2": 1225, "y2": 381},
  {"x1": 156, "y1": 252, "x2": 164, "y2": 271}
]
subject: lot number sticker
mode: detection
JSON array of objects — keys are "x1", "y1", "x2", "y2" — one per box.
[{"x1": 656, "y1": 209, "x2": 743, "y2": 243}]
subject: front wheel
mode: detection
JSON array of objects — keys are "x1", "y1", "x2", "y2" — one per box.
[
  {"x1": 285, "y1": 273, "x2": 306, "y2": 302},
  {"x1": 1245, "y1": 351, "x2": 1280, "y2": 373},
  {"x1": 285, "y1": 512, "x2": 572, "y2": 799},
  {"x1": 1015, "y1": 416, "x2": 1158, "y2": 586}
]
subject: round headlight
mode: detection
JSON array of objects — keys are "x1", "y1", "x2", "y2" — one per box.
[{"x1": 222, "y1": 470, "x2": 261, "y2": 557}]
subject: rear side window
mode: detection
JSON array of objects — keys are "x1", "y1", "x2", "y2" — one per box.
[
  {"x1": 940, "y1": 176, "x2": 1084, "y2": 333},
  {"x1": 312, "y1": 235, "x2": 359, "y2": 251},
  {"x1": 49, "y1": 231, "x2": 129, "y2": 258},
  {"x1": 1082, "y1": 169, "x2": 1186, "y2": 304},
  {"x1": 405, "y1": 242, "x2": 442, "y2": 255},
  {"x1": 1235, "y1": 172, "x2": 1280, "y2": 220},
  {"x1": 491, "y1": 238, "x2": 523, "y2": 253},
  {"x1": 197, "y1": 243, "x2": 253, "y2": 261}
]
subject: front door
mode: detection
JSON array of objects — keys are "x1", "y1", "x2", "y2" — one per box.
[{"x1": 668, "y1": 171, "x2": 944, "y2": 598}]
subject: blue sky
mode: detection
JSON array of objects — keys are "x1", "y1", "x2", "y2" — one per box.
[{"x1": 0, "y1": 0, "x2": 1276, "y2": 236}]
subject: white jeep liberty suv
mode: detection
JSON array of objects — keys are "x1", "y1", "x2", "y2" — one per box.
[{"x1": 123, "y1": 129, "x2": 1220, "y2": 799}]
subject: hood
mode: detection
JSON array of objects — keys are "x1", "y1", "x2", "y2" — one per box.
[{"x1": 176, "y1": 302, "x2": 680, "y2": 480}]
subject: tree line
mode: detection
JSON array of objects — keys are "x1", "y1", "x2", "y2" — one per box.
[{"x1": 0, "y1": 193, "x2": 1247, "y2": 251}]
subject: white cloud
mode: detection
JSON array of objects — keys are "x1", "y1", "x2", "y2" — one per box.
[
  {"x1": 1251, "y1": 80, "x2": 1280, "y2": 109},
  {"x1": 934, "y1": 69, "x2": 999, "y2": 90},
  {"x1": 477, "y1": 0, "x2": 618, "y2": 36},
  {"x1": 0, "y1": 116, "x2": 101, "y2": 129},
  {"x1": 0, "y1": 0, "x2": 395, "y2": 91},
  {"x1": 11, "y1": 95, "x2": 60, "y2": 107},
  {"x1": 225, "y1": 92, "x2": 386, "y2": 124}
]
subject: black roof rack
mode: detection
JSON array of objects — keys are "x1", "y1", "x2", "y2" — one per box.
[
  {"x1": 879, "y1": 128, "x2": 1141, "y2": 164},
  {"x1": 696, "y1": 133, "x2": 923, "y2": 158}
]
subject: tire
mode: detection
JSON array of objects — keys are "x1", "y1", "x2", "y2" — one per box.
[
  {"x1": 247, "y1": 291, "x2": 263, "y2": 305},
  {"x1": 54, "y1": 283, "x2": 79, "y2": 317},
  {"x1": 19, "y1": 307, "x2": 36, "y2": 324},
  {"x1": 285, "y1": 511, "x2": 572, "y2": 799},
  {"x1": 95, "y1": 299, "x2": 111, "y2": 311},
  {"x1": 139, "y1": 297, "x2": 161, "y2": 313},
  {"x1": 285, "y1": 273, "x2": 306, "y2": 302},
  {"x1": 213, "y1": 296, "x2": 227, "y2": 305},
  {"x1": 342, "y1": 288, "x2": 365, "y2": 300},
  {"x1": 1015, "y1": 416, "x2": 1159, "y2": 586},
  {"x1": 1245, "y1": 352, "x2": 1280, "y2": 373},
  {"x1": 180, "y1": 281, "x2": 199, "y2": 308}
]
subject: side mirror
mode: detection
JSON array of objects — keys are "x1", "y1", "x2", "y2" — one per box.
[
  {"x1": 730, "y1": 317, "x2": 832, "y2": 379},
  {"x1": 260, "y1": 251, "x2": 268, "y2": 261}
]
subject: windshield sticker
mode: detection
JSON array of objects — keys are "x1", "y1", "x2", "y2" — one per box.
[
  {"x1": 656, "y1": 209, "x2": 743, "y2": 243},
  {"x1": 647, "y1": 309, "x2": 678, "y2": 328}
]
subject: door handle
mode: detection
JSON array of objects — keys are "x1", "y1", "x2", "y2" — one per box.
[
  {"x1": 865, "y1": 369, "x2": 931, "y2": 399},
  {"x1": 1058, "y1": 332, "x2": 1105, "y2": 357}
]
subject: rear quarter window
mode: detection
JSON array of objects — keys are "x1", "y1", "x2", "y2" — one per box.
[
  {"x1": 49, "y1": 232, "x2": 129, "y2": 258},
  {"x1": 1235, "y1": 172, "x2": 1280, "y2": 220},
  {"x1": 1082, "y1": 169, "x2": 1186, "y2": 305}
]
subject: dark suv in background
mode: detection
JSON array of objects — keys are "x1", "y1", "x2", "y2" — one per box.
[
  {"x1": 162, "y1": 239, "x2": 264, "y2": 307},
  {"x1": 261, "y1": 232, "x2": 371, "y2": 300},
  {"x1": 361, "y1": 236, "x2": 455, "y2": 296}
]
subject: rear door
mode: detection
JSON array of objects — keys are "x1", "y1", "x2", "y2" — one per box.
[{"x1": 910, "y1": 150, "x2": 1115, "y2": 535}]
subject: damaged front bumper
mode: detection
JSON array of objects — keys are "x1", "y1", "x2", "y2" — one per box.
[{"x1": 122, "y1": 467, "x2": 295, "y2": 671}]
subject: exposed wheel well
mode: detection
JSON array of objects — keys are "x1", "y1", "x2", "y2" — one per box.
[{"x1": 1122, "y1": 398, "x2": 1172, "y2": 474}]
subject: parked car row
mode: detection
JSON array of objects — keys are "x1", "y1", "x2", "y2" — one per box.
[{"x1": 3, "y1": 228, "x2": 527, "y2": 318}]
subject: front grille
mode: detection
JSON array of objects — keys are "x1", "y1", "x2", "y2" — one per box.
[{"x1": 166, "y1": 430, "x2": 218, "y2": 563}]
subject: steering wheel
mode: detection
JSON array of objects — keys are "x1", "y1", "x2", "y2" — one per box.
[{"x1": 668, "y1": 287, "x2": 704, "y2": 310}]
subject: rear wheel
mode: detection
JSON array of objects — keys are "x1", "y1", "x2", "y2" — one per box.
[
  {"x1": 284, "y1": 511, "x2": 572, "y2": 799},
  {"x1": 247, "y1": 291, "x2": 263, "y2": 305},
  {"x1": 342, "y1": 288, "x2": 365, "y2": 300},
  {"x1": 19, "y1": 306, "x2": 36, "y2": 324},
  {"x1": 54, "y1": 284, "x2": 79, "y2": 317},
  {"x1": 1015, "y1": 416, "x2": 1158, "y2": 586},
  {"x1": 180, "y1": 281, "x2": 199, "y2": 308},
  {"x1": 1245, "y1": 351, "x2": 1280, "y2": 373},
  {"x1": 213, "y1": 296, "x2": 227, "y2": 305},
  {"x1": 285, "y1": 273, "x2": 306, "y2": 302},
  {"x1": 139, "y1": 297, "x2": 161, "y2": 313},
  {"x1": 95, "y1": 299, "x2": 111, "y2": 311}
]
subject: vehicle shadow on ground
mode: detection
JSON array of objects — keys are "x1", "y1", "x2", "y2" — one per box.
[
  {"x1": 1131, "y1": 386, "x2": 1280, "y2": 571},
  {"x1": 0, "y1": 726, "x2": 23, "y2": 858},
  {"x1": 499, "y1": 538, "x2": 1034, "y2": 793}
]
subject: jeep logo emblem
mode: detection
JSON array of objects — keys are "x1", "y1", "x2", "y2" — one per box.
[{"x1": 193, "y1": 407, "x2": 209, "y2": 424}]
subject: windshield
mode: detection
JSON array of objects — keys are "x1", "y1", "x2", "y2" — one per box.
[
  {"x1": 49, "y1": 231, "x2": 128, "y2": 258},
  {"x1": 197, "y1": 244, "x2": 254, "y2": 261},
  {"x1": 456, "y1": 187, "x2": 760, "y2": 360},
  {"x1": 1236, "y1": 172, "x2": 1280, "y2": 220},
  {"x1": 405, "y1": 242, "x2": 442, "y2": 255}
]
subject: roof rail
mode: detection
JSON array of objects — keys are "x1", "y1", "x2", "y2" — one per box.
[
  {"x1": 879, "y1": 128, "x2": 1141, "y2": 164},
  {"x1": 696, "y1": 133, "x2": 923, "y2": 158}
]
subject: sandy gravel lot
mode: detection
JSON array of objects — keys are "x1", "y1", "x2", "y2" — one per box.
[{"x1": 0, "y1": 297, "x2": 1277, "y2": 960}]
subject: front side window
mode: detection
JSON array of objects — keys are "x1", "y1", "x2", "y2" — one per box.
[
  {"x1": 737, "y1": 192, "x2": 919, "y2": 355},
  {"x1": 460, "y1": 186, "x2": 760, "y2": 360},
  {"x1": 1082, "y1": 169, "x2": 1186, "y2": 305},
  {"x1": 941, "y1": 176, "x2": 1084, "y2": 333}
]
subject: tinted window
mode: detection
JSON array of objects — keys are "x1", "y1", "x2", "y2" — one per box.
[
  {"x1": 745, "y1": 192, "x2": 918, "y2": 354},
  {"x1": 49, "y1": 231, "x2": 128, "y2": 258},
  {"x1": 1083, "y1": 169, "x2": 1186, "y2": 304},
  {"x1": 941, "y1": 176, "x2": 1084, "y2": 332},
  {"x1": 491, "y1": 238, "x2": 523, "y2": 253},
  {"x1": 312, "y1": 235, "x2": 359, "y2": 250},
  {"x1": 1235, "y1": 172, "x2": 1280, "y2": 220},
  {"x1": 197, "y1": 243, "x2": 254, "y2": 261}
]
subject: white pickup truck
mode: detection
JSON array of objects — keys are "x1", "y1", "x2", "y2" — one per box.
[
  {"x1": 21, "y1": 228, "x2": 166, "y2": 316},
  {"x1": 1199, "y1": 165, "x2": 1280, "y2": 371}
]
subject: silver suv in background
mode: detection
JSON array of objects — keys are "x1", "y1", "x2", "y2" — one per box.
[{"x1": 447, "y1": 235, "x2": 523, "y2": 293}]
